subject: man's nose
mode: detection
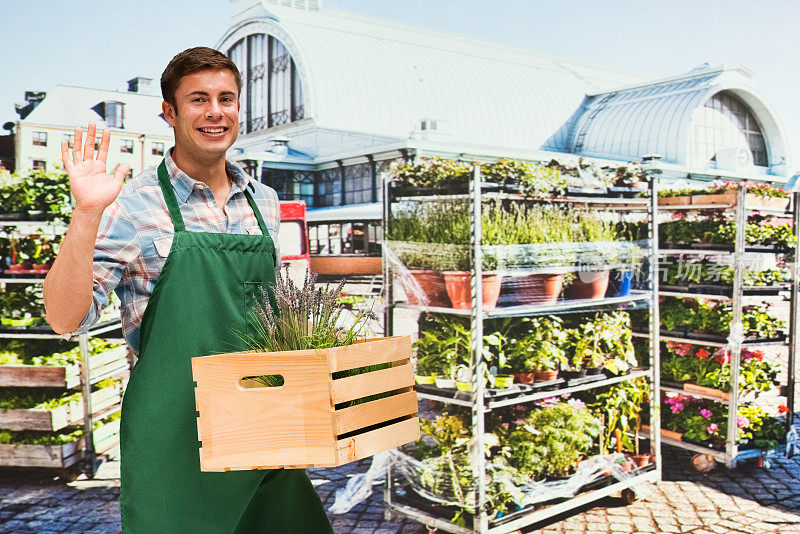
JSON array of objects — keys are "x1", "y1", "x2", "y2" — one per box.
[{"x1": 205, "y1": 100, "x2": 223, "y2": 119}]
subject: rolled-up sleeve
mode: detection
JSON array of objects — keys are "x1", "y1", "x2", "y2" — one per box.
[{"x1": 73, "y1": 203, "x2": 140, "y2": 333}]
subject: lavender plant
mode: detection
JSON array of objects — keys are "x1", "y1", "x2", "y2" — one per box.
[{"x1": 242, "y1": 272, "x2": 385, "y2": 395}]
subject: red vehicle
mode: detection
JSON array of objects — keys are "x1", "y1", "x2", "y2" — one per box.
[{"x1": 278, "y1": 201, "x2": 311, "y2": 285}]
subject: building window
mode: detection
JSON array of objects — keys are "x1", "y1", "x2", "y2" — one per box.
[
  {"x1": 228, "y1": 34, "x2": 304, "y2": 134},
  {"x1": 262, "y1": 168, "x2": 292, "y2": 200},
  {"x1": 293, "y1": 171, "x2": 315, "y2": 207},
  {"x1": 152, "y1": 142, "x2": 164, "y2": 156},
  {"x1": 121, "y1": 140, "x2": 134, "y2": 154},
  {"x1": 94, "y1": 136, "x2": 102, "y2": 151},
  {"x1": 32, "y1": 160, "x2": 46, "y2": 170},
  {"x1": 125, "y1": 169, "x2": 133, "y2": 181},
  {"x1": 343, "y1": 163, "x2": 373, "y2": 205},
  {"x1": 32, "y1": 132, "x2": 47, "y2": 147},
  {"x1": 317, "y1": 167, "x2": 342, "y2": 207},
  {"x1": 693, "y1": 91, "x2": 768, "y2": 167},
  {"x1": 63, "y1": 134, "x2": 74, "y2": 148},
  {"x1": 106, "y1": 101, "x2": 125, "y2": 128}
]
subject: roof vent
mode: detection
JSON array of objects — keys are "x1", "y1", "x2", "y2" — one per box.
[
  {"x1": 413, "y1": 118, "x2": 451, "y2": 141},
  {"x1": 127, "y1": 77, "x2": 155, "y2": 95}
]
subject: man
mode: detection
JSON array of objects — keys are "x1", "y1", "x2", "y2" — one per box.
[{"x1": 44, "y1": 47, "x2": 333, "y2": 533}]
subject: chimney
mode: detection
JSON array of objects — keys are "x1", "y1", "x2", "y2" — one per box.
[{"x1": 127, "y1": 77, "x2": 155, "y2": 95}]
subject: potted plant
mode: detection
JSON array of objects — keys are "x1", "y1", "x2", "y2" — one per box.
[
  {"x1": 413, "y1": 315, "x2": 471, "y2": 385},
  {"x1": 490, "y1": 204, "x2": 576, "y2": 306},
  {"x1": 500, "y1": 402, "x2": 601, "y2": 480},
  {"x1": 570, "y1": 312, "x2": 636, "y2": 375},
  {"x1": 565, "y1": 213, "x2": 622, "y2": 300}
]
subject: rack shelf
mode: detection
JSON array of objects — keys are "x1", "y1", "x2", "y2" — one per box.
[
  {"x1": 383, "y1": 169, "x2": 661, "y2": 533},
  {"x1": 393, "y1": 291, "x2": 651, "y2": 318},
  {"x1": 653, "y1": 184, "x2": 798, "y2": 468}
]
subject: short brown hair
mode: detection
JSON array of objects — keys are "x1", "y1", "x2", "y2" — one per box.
[{"x1": 160, "y1": 47, "x2": 242, "y2": 109}]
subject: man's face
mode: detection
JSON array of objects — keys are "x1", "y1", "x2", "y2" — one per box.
[{"x1": 162, "y1": 69, "x2": 240, "y2": 160}]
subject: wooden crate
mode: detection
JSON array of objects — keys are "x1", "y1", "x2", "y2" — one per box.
[
  {"x1": 0, "y1": 382, "x2": 125, "y2": 431},
  {"x1": 0, "y1": 346, "x2": 128, "y2": 388},
  {"x1": 691, "y1": 191, "x2": 790, "y2": 210},
  {"x1": 0, "y1": 418, "x2": 121, "y2": 468},
  {"x1": 192, "y1": 335, "x2": 420, "y2": 472}
]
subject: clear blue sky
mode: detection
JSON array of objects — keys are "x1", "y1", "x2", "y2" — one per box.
[{"x1": 1, "y1": 0, "x2": 797, "y2": 167}]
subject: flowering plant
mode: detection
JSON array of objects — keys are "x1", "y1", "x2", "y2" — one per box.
[{"x1": 661, "y1": 343, "x2": 777, "y2": 393}]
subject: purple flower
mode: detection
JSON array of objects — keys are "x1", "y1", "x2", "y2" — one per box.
[
  {"x1": 706, "y1": 423, "x2": 718, "y2": 435},
  {"x1": 501, "y1": 422, "x2": 509, "y2": 428},
  {"x1": 737, "y1": 416, "x2": 751, "y2": 428},
  {"x1": 568, "y1": 398, "x2": 586, "y2": 410},
  {"x1": 670, "y1": 402, "x2": 684, "y2": 414},
  {"x1": 700, "y1": 409, "x2": 712, "y2": 419}
]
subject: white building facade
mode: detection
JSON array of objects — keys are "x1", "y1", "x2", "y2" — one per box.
[
  {"x1": 217, "y1": 0, "x2": 792, "y2": 210},
  {"x1": 13, "y1": 79, "x2": 173, "y2": 176}
]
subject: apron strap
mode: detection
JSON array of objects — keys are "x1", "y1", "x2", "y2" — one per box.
[
  {"x1": 157, "y1": 158, "x2": 270, "y2": 236},
  {"x1": 244, "y1": 189, "x2": 270, "y2": 236},
  {"x1": 157, "y1": 159, "x2": 186, "y2": 232}
]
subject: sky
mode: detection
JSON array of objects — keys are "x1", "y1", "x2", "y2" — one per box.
[{"x1": 1, "y1": 0, "x2": 798, "y2": 167}]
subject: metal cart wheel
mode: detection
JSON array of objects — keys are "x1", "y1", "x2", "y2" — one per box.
[
  {"x1": 57, "y1": 466, "x2": 81, "y2": 483},
  {"x1": 691, "y1": 453, "x2": 717, "y2": 473},
  {"x1": 621, "y1": 487, "x2": 640, "y2": 505}
]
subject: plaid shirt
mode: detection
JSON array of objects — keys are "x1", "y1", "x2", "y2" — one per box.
[{"x1": 74, "y1": 149, "x2": 281, "y2": 355}]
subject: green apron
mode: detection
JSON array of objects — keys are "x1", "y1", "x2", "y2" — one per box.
[{"x1": 119, "y1": 161, "x2": 334, "y2": 533}]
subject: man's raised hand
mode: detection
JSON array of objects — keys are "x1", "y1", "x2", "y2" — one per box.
[{"x1": 60, "y1": 122, "x2": 129, "y2": 217}]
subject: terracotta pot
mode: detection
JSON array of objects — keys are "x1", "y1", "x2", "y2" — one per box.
[
  {"x1": 631, "y1": 454, "x2": 651, "y2": 467},
  {"x1": 31, "y1": 264, "x2": 49, "y2": 272},
  {"x1": 443, "y1": 271, "x2": 501, "y2": 310},
  {"x1": 501, "y1": 273, "x2": 564, "y2": 306},
  {"x1": 513, "y1": 372, "x2": 536, "y2": 384},
  {"x1": 7, "y1": 264, "x2": 24, "y2": 272},
  {"x1": 565, "y1": 270, "x2": 610, "y2": 300},
  {"x1": 618, "y1": 460, "x2": 634, "y2": 472},
  {"x1": 406, "y1": 270, "x2": 451, "y2": 308},
  {"x1": 534, "y1": 370, "x2": 559, "y2": 381}
]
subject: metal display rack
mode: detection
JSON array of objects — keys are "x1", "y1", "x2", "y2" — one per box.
[
  {"x1": 0, "y1": 219, "x2": 127, "y2": 478},
  {"x1": 381, "y1": 165, "x2": 662, "y2": 533},
  {"x1": 645, "y1": 171, "x2": 798, "y2": 468}
]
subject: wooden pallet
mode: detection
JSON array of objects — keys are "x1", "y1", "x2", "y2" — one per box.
[
  {"x1": 0, "y1": 346, "x2": 128, "y2": 388},
  {"x1": 192, "y1": 336, "x2": 420, "y2": 471},
  {"x1": 0, "y1": 381, "x2": 125, "y2": 431}
]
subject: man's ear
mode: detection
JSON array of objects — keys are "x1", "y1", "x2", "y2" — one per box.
[{"x1": 162, "y1": 101, "x2": 177, "y2": 126}]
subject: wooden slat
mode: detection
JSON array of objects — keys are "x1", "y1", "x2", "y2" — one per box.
[
  {"x1": 328, "y1": 336, "x2": 412, "y2": 372},
  {"x1": 0, "y1": 365, "x2": 69, "y2": 388},
  {"x1": 0, "y1": 346, "x2": 127, "y2": 389},
  {"x1": 0, "y1": 441, "x2": 80, "y2": 465},
  {"x1": 330, "y1": 363, "x2": 414, "y2": 404},
  {"x1": 333, "y1": 391, "x2": 418, "y2": 436},
  {"x1": 335, "y1": 417, "x2": 420, "y2": 466},
  {"x1": 0, "y1": 382, "x2": 124, "y2": 431}
]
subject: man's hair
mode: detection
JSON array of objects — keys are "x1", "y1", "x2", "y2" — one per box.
[{"x1": 160, "y1": 47, "x2": 242, "y2": 109}]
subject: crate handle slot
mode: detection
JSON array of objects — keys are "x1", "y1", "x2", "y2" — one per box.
[{"x1": 239, "y1": 375, "x2": 285, "y2": 388}]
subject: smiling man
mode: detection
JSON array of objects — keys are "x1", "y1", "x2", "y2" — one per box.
[{"x1": 43, "y1": 47, "x2": 333, "y2": 533}]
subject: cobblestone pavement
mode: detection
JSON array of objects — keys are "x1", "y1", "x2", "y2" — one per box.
[{"x1": 1, "y1": 446, "x2": 800, "y2": 534}]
